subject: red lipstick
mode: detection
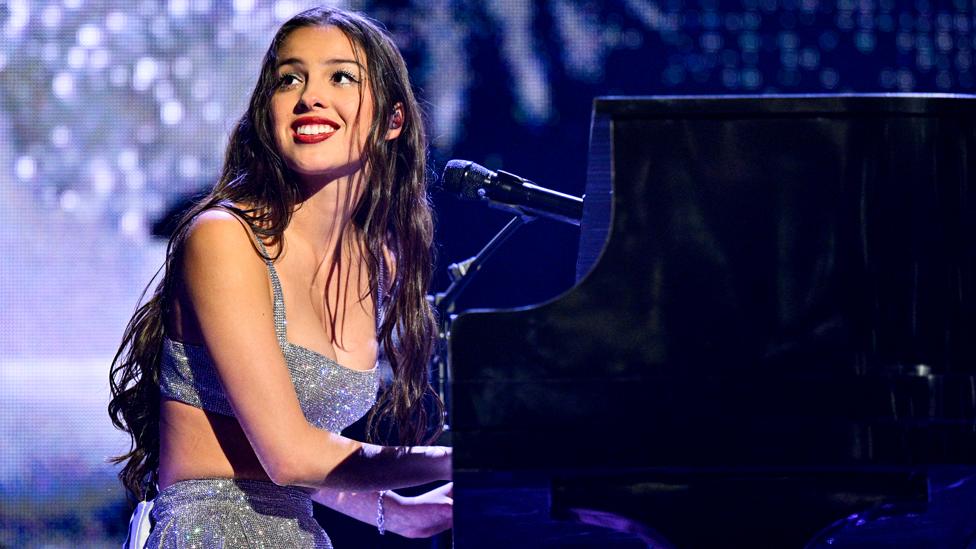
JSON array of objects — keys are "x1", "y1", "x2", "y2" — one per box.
[{"x1": 291, "y1": 116, "x2": 340, "y2": 144}]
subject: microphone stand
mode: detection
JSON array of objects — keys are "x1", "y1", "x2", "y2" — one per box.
[{"x1": 429, "y1": 212, "x2": 537, "y2": 435}]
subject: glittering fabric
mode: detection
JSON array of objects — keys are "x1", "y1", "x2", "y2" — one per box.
[
  {"x1": 159, "y1": 241, "x2": 381, "y2": 433},
  {"x1": 152, "y1": 244, "x2": 384, "y2": 547},
  {"x1": 145, "y1": 478, "x2": 330, "y2": 549}
]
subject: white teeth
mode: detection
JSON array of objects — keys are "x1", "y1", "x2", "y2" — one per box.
[{"x1": 296, "y1": 124, "x2": 337, "y2": 135}]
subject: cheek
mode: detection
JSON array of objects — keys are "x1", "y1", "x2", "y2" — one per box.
[
  {"x1": 269, "y1": 111, "x2": 289, "y2": 151},
  {"x1": 347, "y1": 105, "x2": 375, "y2": 143},
  {"x1": 270, "y1": 98, "x2": 289, "y2": 130}
]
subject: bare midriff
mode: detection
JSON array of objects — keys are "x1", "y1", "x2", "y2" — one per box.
[{"x1": 157, "y1": 398, "x2": 279, "y2": 490}]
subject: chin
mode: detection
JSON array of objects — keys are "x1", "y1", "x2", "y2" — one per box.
[{"x1": 289, "y1": 162, "x2": 364, "y2": 182}]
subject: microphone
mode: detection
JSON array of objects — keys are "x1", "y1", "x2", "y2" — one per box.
[{"x1": 440, "y1": 160, "x2": 583, "y2": 226}]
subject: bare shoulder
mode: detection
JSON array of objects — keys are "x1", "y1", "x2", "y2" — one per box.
[
  {"x1": 182, "y1": 208, "x2": 267, "y2": 281},
  {"x1": 185, "y1": 208, "x2": 260, "y2": 253}
]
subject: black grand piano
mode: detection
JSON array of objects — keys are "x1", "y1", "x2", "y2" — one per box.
[{"x1": 447, "y1": 95, "x2": 976, "y2": 548}]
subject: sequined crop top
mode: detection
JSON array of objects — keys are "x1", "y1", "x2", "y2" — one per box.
[{"x1": 160, "y1": 242, "x2": 381, "y2": 434}]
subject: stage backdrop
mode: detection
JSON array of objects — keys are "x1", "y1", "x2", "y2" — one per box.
[{"x1": 1, "y1": 0, "x2": 973, "y2": 546}]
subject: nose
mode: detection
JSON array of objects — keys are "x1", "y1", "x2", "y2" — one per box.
[{"x1": 296, "y1": 83, "x2": 327, "y2": 113}]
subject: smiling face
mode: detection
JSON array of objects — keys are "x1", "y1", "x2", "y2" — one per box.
[{"x1": 270, "y1": 25, "x2": 390, "y2": 183}]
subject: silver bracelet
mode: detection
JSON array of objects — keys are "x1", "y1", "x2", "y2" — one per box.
[{"x1": 376, "y1": 490, "x2": 388, "y2": 535}]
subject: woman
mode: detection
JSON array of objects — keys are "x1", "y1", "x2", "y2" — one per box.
[{"x1": 109, "y1": 6, "x2": 452, "y2": 547}]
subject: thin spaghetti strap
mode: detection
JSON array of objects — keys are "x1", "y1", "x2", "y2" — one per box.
[
  {"x1": 376, "y1": 256, "x2": 385, "y2": 331},
  {"x1": 254, "y1": 239, "x2": 288, "y2": 346}
]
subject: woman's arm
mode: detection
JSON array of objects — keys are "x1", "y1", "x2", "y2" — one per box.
[
  {"x1": 181, "y1": 210, "x2": 450, "y2": 491},
  {"x1": 312, "y1": 483, "x2": 453, "y2": 538}
]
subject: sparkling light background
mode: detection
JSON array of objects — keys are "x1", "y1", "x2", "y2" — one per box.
[{"x1": 1, "y1": 0, "x2": 974, "y2": 546}]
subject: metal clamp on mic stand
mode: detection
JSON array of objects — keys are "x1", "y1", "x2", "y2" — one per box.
[{"x1": 429, "y1": 212, "x2": 537, "y2": 433}]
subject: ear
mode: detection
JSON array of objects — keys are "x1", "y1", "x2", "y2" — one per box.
[{"x1": 385, "y1": 102, "x2": 404, "y2": 141}]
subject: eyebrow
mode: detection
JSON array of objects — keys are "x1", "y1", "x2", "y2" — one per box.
[{"x1": 275, "y1": 57, "x2": 365, "y2": 71}]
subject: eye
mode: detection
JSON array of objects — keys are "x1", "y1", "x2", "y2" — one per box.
[
  {"x1": 277, "y1": 72, "x2": 303, "y2": 89},
  {"x1": 331, "y1": 69, "x2": 360, "y2": 86}
]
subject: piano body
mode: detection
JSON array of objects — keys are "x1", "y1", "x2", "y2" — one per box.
[{"x1": 448, "y1": 95, "x2": 976, "y2": 547}]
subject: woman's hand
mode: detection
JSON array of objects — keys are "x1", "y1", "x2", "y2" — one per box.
[{"x1": 386, "y1": 482, "x2": 453, "y2": 538}]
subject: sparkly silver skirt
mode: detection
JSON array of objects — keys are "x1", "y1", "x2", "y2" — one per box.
[{"x1": 145, "y1": 478, "x2": 332, "y2": 549}]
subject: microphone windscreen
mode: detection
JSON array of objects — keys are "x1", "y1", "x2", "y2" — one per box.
[
  {"x1": 441, "y1": 160, "x2": 470, "y2": 193},
  {"x1": 441, "y1": 160, "x2": 492, "y2": 200}
]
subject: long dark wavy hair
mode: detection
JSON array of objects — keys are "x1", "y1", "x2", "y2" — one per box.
[{"x1": 108, "y1": 6, "x2": 442, "y2": 501}]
